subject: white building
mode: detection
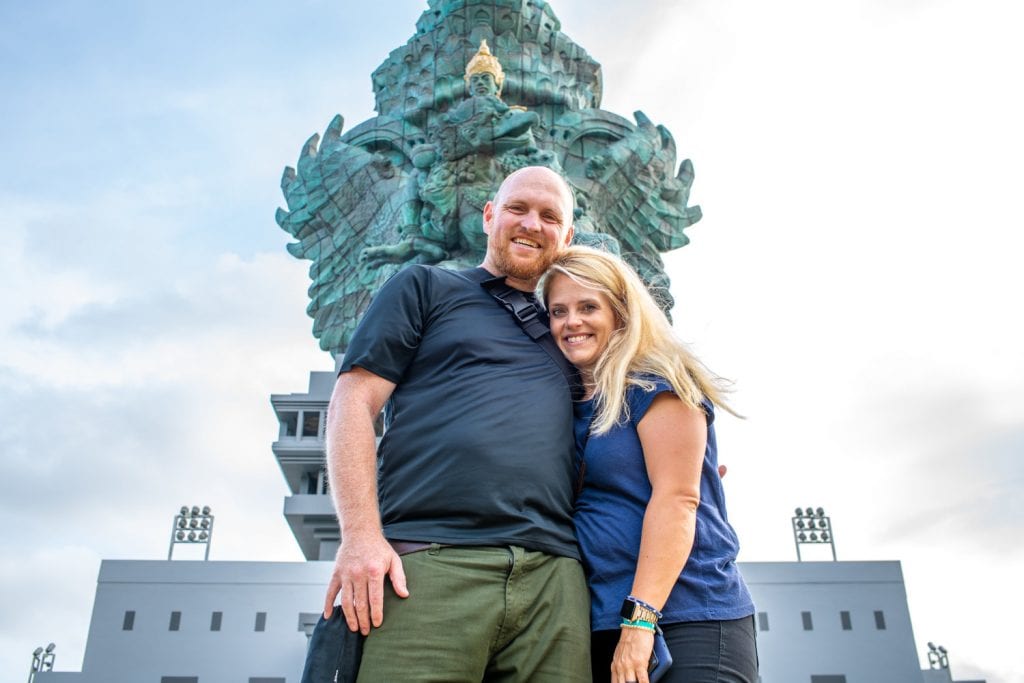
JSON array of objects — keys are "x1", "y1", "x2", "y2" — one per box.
[{"x1": 35, "y1": 372, "x2": 983, "y2": 683}]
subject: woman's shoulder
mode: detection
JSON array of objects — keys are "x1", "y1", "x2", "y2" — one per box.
[
  {"x1": 624, "y1": 374, "x2": 674, "y2": 421},
  {"x1": 627, "y1": 373, "x2": 716, "y2": 425},
  {"x1": 627, "y1": 373, "x2": 673, "y2": 397}
]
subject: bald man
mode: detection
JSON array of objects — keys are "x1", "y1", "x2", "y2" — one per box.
[{"x1": 322, "y1": 167, "x2": 591, "y2": 682}]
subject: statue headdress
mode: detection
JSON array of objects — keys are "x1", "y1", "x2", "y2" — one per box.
[{"x1": 464, "y1": 39, "x2": 505, "y2": 94}]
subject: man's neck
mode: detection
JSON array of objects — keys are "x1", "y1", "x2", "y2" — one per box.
[{"x1": 478, "y1": 263, "x2": 539, "y2": 292}]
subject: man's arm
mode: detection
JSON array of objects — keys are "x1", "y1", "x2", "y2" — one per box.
[{"x1": 322, "y1": 366, "x2": 409, "y2": 634}]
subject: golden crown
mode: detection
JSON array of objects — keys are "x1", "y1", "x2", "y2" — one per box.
[{"x1": 464, "y1": 39, "x2": 505, "y2": 90}]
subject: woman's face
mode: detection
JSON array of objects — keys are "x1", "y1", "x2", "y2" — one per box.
[{"x1": 546, "y1": 273, "x2": 618, "y2": 374}]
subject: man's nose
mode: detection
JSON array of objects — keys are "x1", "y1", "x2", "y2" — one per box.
[{"x1": 520, "y1": 211, "x2": 541, "y2": 230}]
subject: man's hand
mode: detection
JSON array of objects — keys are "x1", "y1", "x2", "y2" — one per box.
[{"x1": 324, "y1": 533, "x2": 410, "y2": 635}]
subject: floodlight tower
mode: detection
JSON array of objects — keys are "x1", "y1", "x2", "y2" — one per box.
[
  {"x1": 791, "y1": 506, "x2": 837, "y2": 561},
  {"x1": 168, "y1": 505, "x2": 215, "y2": 560}
]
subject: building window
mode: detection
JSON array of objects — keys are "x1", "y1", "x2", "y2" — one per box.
[
  {"x1": 161, "y1": 678, "x2": 198, "y2": 683},
  {"x1": 810, "y1": 677, "x2": 847, "y2": 683},
  {"x1": 302, "y1": 411, "x2": 321, "y2": 438},
  {"x1": 840, "y1": 611, "x2": 852, "y2": 630},
  {"x1": 757, "y1": 612, "x2": 769, "y2": 632},
  {"x1": 255, "y1": 611, "x2": 267, "y2": 632},
  {"x1": 874, "y1": 610, "x2": 886, "y2": 630},
  {"x1": 169, "y1": 611, "x2": 181, "y2": 631},
  {"x1": 210, "y1": 611, "x2": 222, "y2": 631},
  {"x1": 122, "y1": 610, "x2": 135, "y2": 631},
  {"x1": 801, "y1": 611, "x2": 813, "y2": 631},
  {"x1": 305, "y1": 468, "x2": 330, "y2": 495},
  {"x1": 280, "y1": 411, "x2": 298, "y2": 437}
]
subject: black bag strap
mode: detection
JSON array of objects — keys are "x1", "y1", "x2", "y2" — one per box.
[
  {"x1": 573, "y1": 407, "x2": 596, "y2": 501},
  {"x1": 460, "y1": 268, "x2": 583, "y2": 401}
]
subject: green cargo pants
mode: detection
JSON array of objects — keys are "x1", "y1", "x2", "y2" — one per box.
[{"x1": 356, "y1": 544, "x2": 591, "y2": 682}]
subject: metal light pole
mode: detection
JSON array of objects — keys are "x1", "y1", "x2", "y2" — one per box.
[
  {"x1": 927, "y1": 642, "x2": 950, "y2": 669},
  {"x1": 28, "y1": 643, "x2": 55, "y2": 683},
  {"x1": 168, "y1": 505, "x2": 215, "y2": 560},
  {"x1": 791, "y1": 506, "x2": 837, "y2": 561}
]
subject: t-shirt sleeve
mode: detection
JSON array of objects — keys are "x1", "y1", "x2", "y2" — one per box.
[
  {"x1": 629, "y1": 377, "x2": 716, "y2": 427},
  {"x1": 339, "y1": 266, "x2": 433, "y2": 383}
]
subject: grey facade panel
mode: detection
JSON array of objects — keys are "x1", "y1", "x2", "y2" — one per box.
[{"x1": 45, "y1": 559, "x2": 943, "y2": 683}]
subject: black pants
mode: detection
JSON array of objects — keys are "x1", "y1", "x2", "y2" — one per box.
[{"x1": 591, "y1": 616, "x2": 758, "y2": 683}]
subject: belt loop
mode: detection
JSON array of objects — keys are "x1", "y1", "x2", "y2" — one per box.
[{"x1": 428, "y1": 543, "x2": 443, "y2": 556}]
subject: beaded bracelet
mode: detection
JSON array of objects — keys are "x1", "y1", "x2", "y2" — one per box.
[
  {"x1": 620, "y1": 618, "x2": 657, "y2": 632},
  {"x1": 625, "y1": 595, "x2": 664, "y2": 620}
]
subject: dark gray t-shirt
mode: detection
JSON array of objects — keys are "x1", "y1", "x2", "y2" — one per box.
[{"x1": 340, "y1": 265, "x2": 579, "y2": 559}]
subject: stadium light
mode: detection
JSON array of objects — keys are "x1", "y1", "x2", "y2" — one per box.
[
  {"x1": 927, "y1": 642, "x2": 950, "y2": 669},
  {"x1": 27, "y1": 642, "x2": 55, "y2": 683},
  {"x1": 791, "y1": 506, "x2": 837, "y2": 561},
  {"x1": 168, "y1": 504, "x2": 215, "y2": 560}
]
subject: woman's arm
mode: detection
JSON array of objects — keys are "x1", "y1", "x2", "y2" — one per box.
[{"x1": 611, "y1": 392, "x2": 706, "y2": 683}]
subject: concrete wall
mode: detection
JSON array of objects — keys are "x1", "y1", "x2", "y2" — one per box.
[
  {"x1": 36, "y1": 560, "x2": 331, "y2": 683},
  {"x1": 38, "y1": 559, "x2": 979, "y2": 683},
  {"x1": 745, "y1": 561, "x2": 923, "y2": 683}
]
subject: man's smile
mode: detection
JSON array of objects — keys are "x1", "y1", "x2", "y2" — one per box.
[{"x1": 511, "y1": 237, "x2": 541, "y2": 249}]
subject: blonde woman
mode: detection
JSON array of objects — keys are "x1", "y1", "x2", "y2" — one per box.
[{"x1": 543, "y1": 246, "x2": 757, "y2": 683}]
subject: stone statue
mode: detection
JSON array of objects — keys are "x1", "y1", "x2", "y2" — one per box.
[
  {"x1": 360, "y1": 40, "x2": 555, "y2": 269},
  {"x1": 278, "y1": 0, "x2": 702, "y2": 355}
]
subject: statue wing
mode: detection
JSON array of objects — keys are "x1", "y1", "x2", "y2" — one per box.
[
  {"x1": 555, "y1": 110, "x2": 702, "y2": 312},
  {"x1": 277, "y1": 115, "x2": 409, "y2": 355}
]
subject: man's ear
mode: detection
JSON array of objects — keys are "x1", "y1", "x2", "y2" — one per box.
[
  {"x1": 482, "y1": 200, "x2": 494, "y2": 235},
  {"x1": 563, "y1": 224, "x2": 575, "y2": 246}
]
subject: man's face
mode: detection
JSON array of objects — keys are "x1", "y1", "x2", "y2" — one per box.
[
  {"x1": 469, "y1": 72, "x2": 499, "y2": 97},
  {"x1": 482, "y1": 167, "x2": 575, "y2": 288}
]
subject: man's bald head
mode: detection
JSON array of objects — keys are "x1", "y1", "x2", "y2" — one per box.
[{"x1": 492, "y1": 166, "x2": 575, "y2": 224}]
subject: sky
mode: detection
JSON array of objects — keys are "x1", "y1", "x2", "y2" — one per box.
[{"x1": 1, "y1": 0, "x2": 1022, "y2": 681}]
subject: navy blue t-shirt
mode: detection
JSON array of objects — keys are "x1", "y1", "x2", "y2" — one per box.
[
  {"x1": 574, "y1": 376, "x2": 754, "y2": 629},
  {"x1": 340, "y1": 265, "x2": 579, "y2": 559}
]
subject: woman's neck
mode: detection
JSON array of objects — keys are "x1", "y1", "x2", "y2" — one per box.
[{"x1": 580, "y1": 368, "x2": 596, "y2": 400}]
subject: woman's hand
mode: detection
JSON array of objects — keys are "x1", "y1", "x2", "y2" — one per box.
[{"x1": 611, "y1": 627, "x2": 655, "y2": 683}]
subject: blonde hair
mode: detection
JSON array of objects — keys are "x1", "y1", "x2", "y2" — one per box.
[{"x1": 542, "y1": 245, "x2": 737, "y2": 434}]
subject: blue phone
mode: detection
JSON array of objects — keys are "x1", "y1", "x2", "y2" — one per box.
[{"x1": 648, "y1": 626, "x2": 673, "y2": 682}]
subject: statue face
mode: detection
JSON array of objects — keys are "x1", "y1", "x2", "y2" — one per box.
[{"x1": 469, "y1": 72, "x2": 499, "y2": 97}]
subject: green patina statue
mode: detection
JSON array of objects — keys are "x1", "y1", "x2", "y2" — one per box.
[{"x1": 278, "y1": 0, "x2": 702, "y2": 355}]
